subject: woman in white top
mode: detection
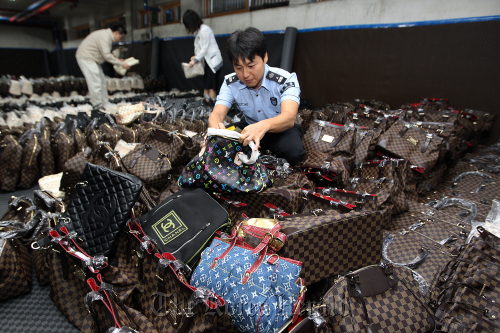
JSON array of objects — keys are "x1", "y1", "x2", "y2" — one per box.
[{"x1": 183, "y1": 10, "x2": 223, "y2": 103}]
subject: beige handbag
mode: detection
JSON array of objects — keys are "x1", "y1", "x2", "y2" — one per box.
[
  {"x1": 182, "y1": 61, "x2": 204, "y2": 79},
  {"x1": 114, "y1": 57, "x2": 140, "y2": 76},
  {"x1": 38, "y1": 173, "x2": 65, "y2": 199},
  {"x1": 115, "y1": 103, "x2": 145, "y2": 125}
]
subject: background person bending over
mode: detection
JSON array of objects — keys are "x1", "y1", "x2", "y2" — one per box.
[
  {"x1": 209, "y1": 27, "x2": 305, "y2": 165},
  {"x1": 75, "y1": 24, "x2": 130, "y2": 107},
  {"x1": 183, "y1": 9, "x2": 223, "y2": 104}
]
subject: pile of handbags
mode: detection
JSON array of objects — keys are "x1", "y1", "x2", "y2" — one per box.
[{"x1": 1, "y1": 94, "x2": 500, "y2": 333}]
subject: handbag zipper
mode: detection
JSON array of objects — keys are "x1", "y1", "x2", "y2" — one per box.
[
  {"x1": 171, "y1": 223, "x2": 211, "y2": 256},
  {"x1": 28, "y1": 135, "x2": 38, "y2": 166},
  {"x1": 60, "y1": 132, "x2": 71, "y2": 161},
  {"x1": 105, "y1": 123, "x2": 119, "y2": 143}
]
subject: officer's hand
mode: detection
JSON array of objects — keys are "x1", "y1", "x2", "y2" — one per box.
[
  {"x1": 190, "y1": 56, "x2": 196, "y2": 61},
  {"x1": 122, "y1": 63, "x2": 131, "y2": 70},
  {"x1": 188, "y1": 60, "x2": 196, "y2": 67},
  {"x1": 239, "y1": 122, "x2": 269, "y2": 152},
  {"x1": 217, "y1": 123, "x2": 226, "y2": 129}
]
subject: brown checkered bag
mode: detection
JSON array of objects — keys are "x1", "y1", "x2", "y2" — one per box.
[
  {"x1": 59, "y1": 150, "x2": 91, "y2": 192},
  {"x1": 0, "y1": 238, "x2": 32, "y2": 301},
  {"x1": 416, "y1": 162, "x2": 448, "y2": 194},
  {"x1": 74, "y1": 128, "x2": 88, "y2": 153},
  {"x1": 278, "y1": 208, "x2": 389, "y2": 285},
  {"x1": 121, "y1": 144, "x2": 172, "y2": 190},
  {"x1": 99, "y1": 122, "x2": 122, "y2": 149},
  {"x1": 407, "y1": 108, "x2": 460, "y2": 123},
  {"x1": 126, "y1": 220, "x2": 238, "y2": 333},
  {"x1": 321, "y1": 263, "x2": 435, "y2": 333},
  {"x1": 145, "y1": 127, "x2": 186, "y2": 166},
  {"x1": 83, "y1": 275, "x2": 157, "y2": 333},
  {"x1": 91, "y1": 142, "x2": 112, "y2": 168},
  {"x1": 18, "y1": 133, "x2": 42, "y2": 189},
  {"x1": 346, "y1": 176, "x2": 405, "y2": 214},
  {"x1": 184, "y1": 107, "x2": 208, "y2": 133},
  {"x1": 41, "y1": 225, "x2": 139, "y2": 330},
  {"x1": 353, "y1": 127, "x2": 382, "y2": 166},
  {"x1": 303, "y1": 120, "x2": 356, "y2": 156},
  {"x1": 117, "y1": 124, "x2": 140, "y2": 143},
  {"x1": 299, "y1": 188, "x2": 357, "y2": 214},
  {"x1": 325, "y1": 103, "x2": 354, "y2": 124},
  {"x1": 295, "y1": 151, "x2": 354, "y2": 186},
  {"x1": 0, "y1": 134, "x2": 23, "y2": 191},
  {"x1": 130, "y1": 123, "x2": 148, "y2": 144},
  {"x1": 346, "y1": 111, "x2": 388, "y2": 131},
  {"x1": 38, "y1": 127, "x2": 56, "y2": 177},
  {"x1": 87, "y1": 128, "x2": 104, "y2": 151},
  {"x1": 54, "y1": 131, "x2": 76, "y2": 173},
  {"x1": 377, "y1": 120, "x2": 445, "y2": 171},
  {"x1": 224, "y1": 170, "x2": 314, "y2": 218},
  {"x1": 316, "y1": 187, "x2": 379, "y2": 212},
  {"x1": 410, "y1": 120, "x2": 463, "y2": 160}
]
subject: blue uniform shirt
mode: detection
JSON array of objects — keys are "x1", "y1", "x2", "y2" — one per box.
[{"x1": 215, "y1": 64, "x2": 301, "y2": 124}]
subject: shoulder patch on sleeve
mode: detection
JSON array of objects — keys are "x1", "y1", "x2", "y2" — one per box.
[
  {"x1": 280, "y1": 82, "x2": 296, "y2": 94},
  {"x1": 226, "y1": 74, "x2": 238, "y2": 85},
  {"x1": 266, "y1": 71, "x2": 286, "y2": 84}
]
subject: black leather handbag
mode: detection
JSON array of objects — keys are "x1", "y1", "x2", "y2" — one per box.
[
  {"x1": 58, "y1": 163, "x2": 143, "y2": 257},
  {"x1": 139, "y1": 188, "x2": 230, "y2": 266}
]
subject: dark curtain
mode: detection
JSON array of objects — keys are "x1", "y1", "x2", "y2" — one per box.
[
  {"x1": 0, "y1": 48, "x2": 50, "y2": 78},
  {"x1": 293, "y1": 20, "x2": 500, "y2": 142}
]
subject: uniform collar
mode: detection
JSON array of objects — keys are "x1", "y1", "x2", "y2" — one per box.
[{"x1": 238, "y1": 64, "x2": 271, "y2": 91}]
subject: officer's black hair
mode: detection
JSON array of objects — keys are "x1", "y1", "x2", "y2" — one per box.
[
  {"x1": 226, "y1": 27, "x2": 267, "y2": 65},
  {"x1": 182, "y1": 10, "x2": 203, "y2": 34},
  {"x1": 110, "y1": 24, "x2": 127, "y2": 35}
]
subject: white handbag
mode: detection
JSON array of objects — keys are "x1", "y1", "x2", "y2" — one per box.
[
  {"x1": 182, "y1": 62, "x2": 205, "y2": 79},
  {"x1": 38, "y1": 173, "x2": 65, "y2": 199},
  {"x1": 114, "y1": 57, "x2": 140, "y2": 76},
  {"x1": 116, "y1": 103, "x2": 145, "y2": 125}
]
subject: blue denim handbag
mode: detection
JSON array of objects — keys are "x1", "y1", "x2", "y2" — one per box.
[{"x1": 190, "y1": 224, "x2": 306, "y2": 333}]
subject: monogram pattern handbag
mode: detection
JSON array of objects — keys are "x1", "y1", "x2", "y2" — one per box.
[
  {"x1": 191, "y1": 225, "x2": 306, "y2": 333},
  {"x1": 179, "y1": 128, "x2": 273, "y2": 194}
]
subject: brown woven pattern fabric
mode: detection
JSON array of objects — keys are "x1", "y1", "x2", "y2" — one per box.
[
  {"x1": 0, "y1": 238, "x2": 32, "y2": 301},
  {"x1": 121, "y1": 144, "x2": 172, "y2": 191},
  {"x1": 146, "y1": 128, "x2": 186, "y2": 166},
  {"x1": 278, "y1": 209, "x2": 388, "y2": 285},
  {"x1": 74, "y1": 128, "x2": 88, "y2": 153},
  {"x1": 416, "y1": 162, "x2": 447, "y2": 194},
  {"x1": 32, "y1": 245, "x2": 51, "y2": 286},
  {"x1": 0, "y1": 135, "x2": 23, "y2": 191},
  {"x1": 346, "y1": 177, "x2": 406, "y2": 214},
  {"x1": 318, "y1": 188, "x2": 379, "y2": 212},
  {"x1": 55, "y1": 131, "x2": 76, "y2": 173},
  {"x1": 49, "y1": 251, "x2": 90, "y2": 329},
  {"x1": 87, "y1": 129, "x2": 103, "y2": 151},
  {"x1": 39, "y1": 130, "x2": 55, "y2": 177},
  {"x1": 354, "y1": 129, "x2": 379, "y2": 166},
  {"x1": 60, "y1": 151, "x2": 89, "y2": 191},
  {"x1": 377, "y1": 120, "x2": 444, "y2": 171},
  {"x1": 224, "y1": 171, "x2": 314, "y2": 217},
  {"x1": 91, "y1": 144, "x2": 111, "y2": 168},
  {"x1": 303, "y1": 121, "x2": 356, "y2": 156},
  {"x1": 346, "y1": 112, "x2": 388, "y2": 131},
  {"x1": 177, "y1": 133, "x2": 204, "y2": 166},
  {"x1": 18, "y1": 136, "x2": 42, "y2": 189},
  {"x1": 118, "y1": 124, "x2": 139, "y2": 143},
  {"x1": 407, "y1": 109, "x2": 460, "y2": 123},
  {"x1": 99, "y1": 123, "x2": 122, "y2": 149},
  {"x1": 323, "y1": 265, "x2": 433, "y2": 333}
]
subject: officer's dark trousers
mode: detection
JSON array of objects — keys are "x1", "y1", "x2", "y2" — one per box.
[{"x1": 230, "y1": 120, "x2": 305, "y2": 166}]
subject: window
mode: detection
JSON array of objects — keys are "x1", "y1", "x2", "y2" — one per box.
[
  {"x1": 202, "y1": 0, "x2": 290, "y2": 17},
  {"x1": 162, "y1": 2, "x2": 181, "y2": 25},
  {"x1": 203, "y1": 0, "x2": 249, "y2": 18},
  {"x1": 75, "y1": 25, "x2": 90, "y2": 39},
  {"x1": 102, "y1": 15, "x2": 126, "y2": 29},
  {"x1": 140, "y1": 9, "x2": 160, "y2": 28}
]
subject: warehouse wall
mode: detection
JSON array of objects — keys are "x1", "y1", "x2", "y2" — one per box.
[{"x1": 0, "y1": 24, "x2": 55, "y2": 50}]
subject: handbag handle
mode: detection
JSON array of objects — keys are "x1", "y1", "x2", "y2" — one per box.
[{"x1": 207, "y1": 128, "x2": 259, "y2": 164}]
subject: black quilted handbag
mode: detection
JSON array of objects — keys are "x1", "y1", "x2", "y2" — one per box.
[{"x1": 57, "y1": 163, "x2": 143, "y2": 257}]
